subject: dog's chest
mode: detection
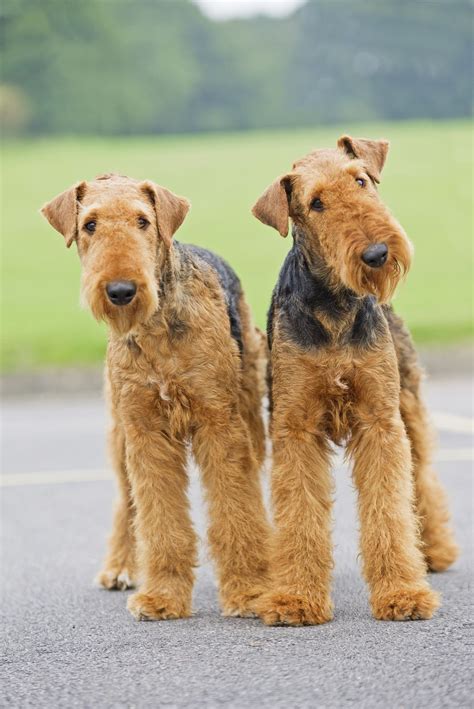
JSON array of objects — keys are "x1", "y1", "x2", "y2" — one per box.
[
  {"x1": 319, "y1": 366, "x2": 355, "y2": 444},
  {"x1": 112, "y1": 332, "x2": 194, "y2": 418}
]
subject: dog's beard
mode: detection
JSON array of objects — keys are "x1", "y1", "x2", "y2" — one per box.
[
  {"x1": 81, "y1": 275, "x2": 158, "y2": 335},
  {"x1": 341, "y1": 244, "x2": 411, "y2": 304},
  {"x1": 335, "y1": 220, "x2": 413, "y2": 304}
]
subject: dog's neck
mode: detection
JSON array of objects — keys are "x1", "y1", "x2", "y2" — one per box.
[
  {"x1": 157, "y1": 240, "x2": 180, "y2": 288},
  {"x1": 291, "y1": 224, "x2": 360, "y2": 314},
  {"x1": 154, "y1": 241, "x2": 189, "y2": 315},
  {"x1": 286, "y1": 224, "x2": 384, "y2": 347}
]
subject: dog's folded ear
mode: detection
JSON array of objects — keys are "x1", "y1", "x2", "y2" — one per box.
[
  {"x1": 251, "y1": 174, "x2": 294, "y2": 237},
  {"x1": 337, "y1": 135, "x2": 389, "y2": 184},
  {"x1": 40, "y1": 182, "x2": 86, "y2": 247},
  {"x1": 141, "y1": 181, "x2": 190, "y2": 249}
]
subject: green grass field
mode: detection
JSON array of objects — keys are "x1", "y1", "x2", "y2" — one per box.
[{"x1": 1, "y1": 120, "x2": 472, "y2": 371}]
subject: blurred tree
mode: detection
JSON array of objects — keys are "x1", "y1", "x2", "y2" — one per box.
[
  {"x1": 0, "y1": 83, "x2": 30, "y2": 133},
  {"x1": 0, "y1": 0, "x2": 471, "y2": 135}
]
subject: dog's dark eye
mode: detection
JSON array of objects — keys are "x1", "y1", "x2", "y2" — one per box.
[
  {"x1": 356, "y1": 177, "x2": 366, "y2": 187},
  {"x1": 84, "y1": 220, "x2": 96, "y2": 233},
  {"x1": 138, "y1": 216, "x2": 149, "y2": 229},
  {"x1": 310, "y1": 198, "x2": 324, "y2": 212}
]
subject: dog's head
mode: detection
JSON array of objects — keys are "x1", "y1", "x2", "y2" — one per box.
[
  {"x1": 252, "y1": 136, "x2": 413, "y2": 303},
  {"x1": 41, "y1": 174, "x2": 189, "y2": 334}
]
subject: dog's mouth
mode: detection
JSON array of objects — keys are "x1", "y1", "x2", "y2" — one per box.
[
  {"x1": 329, "y1": 209, "x2": 413, "y2": 303},
  {"x1": 357, "y1": 254, "x2": 405, "y2": 303},
  {"x1": 335, "y1": 236, "x2": 411, "y2": 304},
  {"x1": 81, "y1": 275, "x2": 158, "y2": 334}
]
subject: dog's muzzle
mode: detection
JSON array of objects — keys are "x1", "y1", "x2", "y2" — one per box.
[
  {"x1": 106, "y1": 280, "x2": 137, "y2": 306},
  {"x1": 361, "y1": 243, "x2": 388, "y2": 269}
]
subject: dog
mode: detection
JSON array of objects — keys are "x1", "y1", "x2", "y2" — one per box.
[
  {"x1": 251, "y1": 135, "x2": 458, "y2": 625},
  {"x1": 41, "y1": 173, "x2": 270, "y2": 620}
]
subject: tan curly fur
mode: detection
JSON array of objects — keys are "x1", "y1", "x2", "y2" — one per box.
[
  {"x1": 251, "y1": 135, "x2": 458, "y2": 626},
  {"x1": 41, "y1": 174, "x2": 270, "y2": 621}
]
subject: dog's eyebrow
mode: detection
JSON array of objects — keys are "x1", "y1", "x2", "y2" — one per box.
[
  {"x1": 345, "y1": 162, "x2": 366, "y2": 176},
  {"x1": 131, "y1": 199, "x2": 152, "y2": 209},
  {"x1": 308, "y1": 181, "x2": 328, "y2": 197},
  {"x1": 78, "y1": 203, "x2": 100, "y2": 217},
  {"x1": 78, "y1": 210, "x2": 99, "y2": 226},
  {"x1": 130, "y1": 199, "x2": 155, "y2": 216}
]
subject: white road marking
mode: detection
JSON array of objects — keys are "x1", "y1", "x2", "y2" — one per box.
[
  {"x1": 1, "y1": 447, "x2": 472, "y2": 488},
  {"x1": 2, "y1": 410, "x2": 472, "y2": 488},
  {"x1": 1, "y1": 468, "x2": 113, "y2": 487},
  {"x1": 432, "y1": 411, "x2": 474, "y2": 435}
]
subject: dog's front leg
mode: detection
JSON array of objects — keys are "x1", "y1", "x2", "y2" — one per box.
[
  {"x1": 192, "y1": 411, "x2": 271, "y2": 618},
  {"x1": 255, "y1": 419, "x2": 334, "y2": 626},
  {"x1": 121, "y1": 388, "x2": 198, "y2": 621},
  {"x1": 349, "y1": 368, "x2": 440, "y2": 621}
]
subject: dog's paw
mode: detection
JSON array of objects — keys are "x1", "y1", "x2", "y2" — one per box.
[
  {"x1": 255, "y1": 591, "x2": 333, "y2": 626},
  {"x1": 426, "y1": 539, "x2": 459, "y2": 573},
  {"x1": 95, "y1": 566, "x2": 136, "y2": 591},
  {"x1": 127, "y1": 592, "x2": 191, "y2": 621},
  {"x1": 371, "y1": 587, "x2": 440, "y2": 621},
  {"x1": 221, "y1": 588, "x2": 267, "y2": 618}
]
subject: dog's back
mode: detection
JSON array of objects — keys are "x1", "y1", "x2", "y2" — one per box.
[
  {"x1": 177, "y1": 243, "x2": 245, "y2": 355},
  {"x1": 176, "y1": 242, "x2": 267, "y2": 464}
]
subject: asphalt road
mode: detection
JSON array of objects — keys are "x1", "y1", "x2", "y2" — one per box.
[{"x1": 1, "y1": 376, "x2": 473, "y2": 708}]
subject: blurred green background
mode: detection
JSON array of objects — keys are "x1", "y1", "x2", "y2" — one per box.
[{"x1": 1, "y1": 0, "x2": 472, "y2": 371}]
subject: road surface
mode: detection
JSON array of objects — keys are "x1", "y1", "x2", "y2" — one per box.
[{"x1": 1, "y1": 376, "x2": 472, "y2": 708}]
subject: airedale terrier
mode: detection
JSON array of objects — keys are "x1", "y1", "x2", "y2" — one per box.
[
  {"x1": 41, "y1": 173, "x2": 270, "y2": 620},
  {"x1": 251, "y1": 135, "x2": 458, "y2": 625}
]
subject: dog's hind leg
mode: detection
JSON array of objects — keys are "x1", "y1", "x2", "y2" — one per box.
[
  {"x1": 96, "y1": 380, "x2": 136, "y2": 590},
  {"x1": 400, "y1": 387, "x2": 459, "y2": 572},
  {"x1": 238, "y1": 296, "x2": 267, "y2": 468},
  {"x1": 387, "y1": 308, "x2": 458, "y2": 572},
  {"x1": 96, "y1": 420, "x2": 136, "y2": 590}
]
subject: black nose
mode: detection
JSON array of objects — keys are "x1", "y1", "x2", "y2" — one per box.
[
  {"x1": 361, "y1": 243, "x2": 388, "y2": 268},
  {"x1": 106, "y1": 280, "x2": 137, "y2": 306}
]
